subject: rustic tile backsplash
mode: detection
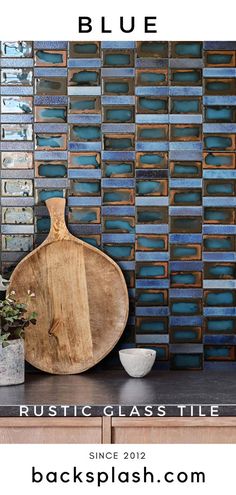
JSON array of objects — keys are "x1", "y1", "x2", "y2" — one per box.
[{"x1": 1, "y1": 41, "x2": 236, "y2": 370}]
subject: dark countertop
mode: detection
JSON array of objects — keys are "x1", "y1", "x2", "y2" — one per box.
[{"x1": 1, "y1": 370, "x2": 236, "y2": 417}]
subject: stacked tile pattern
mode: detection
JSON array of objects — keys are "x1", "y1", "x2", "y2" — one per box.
[{"x1": 0, "y1": 41, "x2": 236, "y2": 370}]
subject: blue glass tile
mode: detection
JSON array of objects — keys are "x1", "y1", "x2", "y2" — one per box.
[
  {"x1": 170, "y1": 354, "x2": 202, "y2": 370},
  {"x1": 68, "y1": 59, "x2": 101, "y2": 68},
  {"x1": 102, "y1": 124, "x2": 135, "y2": 133},
  {"x1": 170, "y1": 115, "x2": 202, "y2": 124},
  {"x1": 136, "y1": 225, "x2": 168, "y2": 234},
  {"x1": 118, "y1": 261, "x2": 135, "y2": 270},
  {"x1": 102, "y1": 42, "x2": 135, "y2": 49},
  {"x1": 169, "y1": 151, "x2": 202, "y2": 161},
  {"x1": 37, "y1": 163, "x2": 67, "y2": 178},
  {"x1": 170, "y1": 289, "x2": 203, "y2": 298},
  {"x1": 170, "y1": 206, "x2": 202, "y2": 215},
  {"x1": 1, "y1": 41, "x2": 32, "y2": 57},
  {"x1": 1, "y1": 87, "x2": 34, "y2": 95},
  {"x1": 1, "y1": 95, "x2": 32, "y2": 114},
  {"x1": 69, "y1": 142, "x2": 101, "y2": 151},
  {"x1": 136, "y1": 280, "x2": 169, "y2": 289},
  {"x1": 136, "y1": 142, "x2": 169, "y2": 151},
  {"x1": 204, "y1": 281, "x2": 236, "y2": 289},
  {"x1": 68, "y1": 87, "x2": 101, "y2": 96},
  {"x1": 136, "y1": 115, "x2": 169, "y2": 124},
  {"x1": 68, "y1": 115, "x2": 101, "y2": 124},
  {"x1": 102, "y1": 152, "x2": 135, "y2": 160},
  {"x1": 204, "y1": 96, "x2": 236, "y2": 105},
  {"x1": 170, "y1": 261, "x2": 203, "y2": 271},
  {"x1": 34, "y1": 96, "x2": 68, "y2": 105},
  {"x1": 37, "y1": 189, "x2": 64, "y2": 202},
  {"x1": 103, "y1": 218, "x2": 135, "y2": 233},
  {"x1": 1, "y1": 68, "x2": 33, "y2": 85},
  {"x1": 170, "y1": 316, "x2": 203, "y2": 326},
  {"x1": 203, "y1": 68, "x2": 236, "y2": 77},
  {"x1": 34, "y1": 68, "x2": 67, "y2": 77},
  {"x1": 205, "y1": 182, "x2": 234, "y2": 196},
  {"x1": 203, "y1": 225, "x2": 236, "y2": 234},
  {"x1": 103, "y1": 244, "x2": 134, "y2": 259},
  {"x1": 205, "y1": 107, "x2": 235, "y2": 122},
  {"x1": 1, "y1": 59, "x2": 33, "y2": 67},
  {"x1": 103, "y1": 162, "x2": 133, "y2": 177},
  {"x1": 102, "y1": 179, "x2": 134, "y2": 188},
  {"x1": 1, "y1": 115, "x2": 33, "y2": 124},
  {"x1": 102, "y1": 206, "x2": 135, "y2": 216},
  {"x1": 170, "y1": 59, "x2": 203, "y2": 68},
  {"x1": 69, "y1": 225, "x2": 101, "y2": 235},
  {"x1": 204, "y1": 308, "x2": 236, "y2": 317},
  {"x1": 35, "y1": 178, "x2": 68, "y2": 188},
  {"x1": 136, "y1": 264, "x2": 166, "y2": 278},
  {"x1": 102, "y1": 234, "x2": 135, "y2": 243},
  {"x1": 204, "y1": 236, "x2": 234, "y2": 251},
  {"x1": 204, "y1": 346, "x2": 235, "y2": 360},
  {"x1": 34, "y1": 151, "x2": 67, "y2": 160},
  {"x1": 171, "y1": 300, "x2": 201, "y2": 315},
  {"x1": 102, "y1": 96, "x2": 135, "y2": 105},
  {"x1": 136, "y1": 252, "x2": 169, "y2": 261},
  {"x1": 169, "y1": 87, "x2": 203, "y2": 96},
  {"x1": 206, "y1": 318, "x2": 236, "y2": 333},
  {"x1": 136, "y1": 335, "x2": 169, "y2": 344},
  {"x1": 204, "y1": 335, "x2": 236, "y2": 344},
  {"x1": 203, "y1": 252, "x2": 236, "y2": 262},
  {"x1": 204, "y1": 135, "x2": 234, "y2": 150},
  {"x1": 204, "y1": 124, "x2": 236, "y2": 133},
  {"x1": 101, "y1": 68, "x2": 135, "y2": 77},
  {"x1": 169, "y1": 142, "x2": 203, "y2": 151},
  {"x1": 34, "y1": 123, "x2": 67, "y2": 133},
  {"x1": 136, "y1": 198, "x2": 169, "y2": 206},
  {"x1": 0, "y1": 142, "x2": 34, "y2": 151},
  {"x1": 68, "y1": 197, "x2": 101, "y2": 206},
  {"x1": 170, "y1": 344, "x2": 203, "y2": 354},
  {"x1": 1, "y1": 40, "x2": 236, "y2": 368},
  {"x1": 204, "y1": 42, "x2": 236, "y2": 50},
  {"x1": 136, "y1": 87, "x2": 169, "y2": 96},
  {"x1": 204, "y1": 197, "x2": 236, "y2": 207},
  {"x1": 34, "y1": 42, "x2": 68, "y2": 49},
  {"x1": 103, "y1": 52, "x2": 133, "y2": 67},
  {"x1": 170, "y1": 234, "x2": 202, "y2": 243},
  {"x1": 205, "y1": 291, "x2": 235, "y2": 306},
  {"x1": 68, "y1": 170, "x2": 101, "y2": 179},
  {"x1": 170, "y1": 179, "x2": 202, "y2": 188},
  {"x1": 136, "y1": 307, "x2": 169, "y2": 316},
  {"x1": 136, "y1": 58, "x2": 168, "y2": 68}
]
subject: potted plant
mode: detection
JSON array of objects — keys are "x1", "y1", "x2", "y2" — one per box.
[{"x1": 0, "y1": 289, "x2": 37, "y2": 386}]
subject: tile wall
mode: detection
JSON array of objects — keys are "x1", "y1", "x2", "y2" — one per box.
[{"x1": 0, "y1": 40, "x2": 236, "y2": 370}]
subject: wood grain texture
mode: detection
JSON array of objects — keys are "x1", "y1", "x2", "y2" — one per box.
[
  {"x1": 0, "y1": 418, "x2": 102, "y2": 444},
  {"x1": 8, "y1": 198, "x2": 129, "y2": 375},
  {"x1": 102, "y1": 416, "x2": 112, "y2": 444},
  {"x1": 111, "y1": 418, "x2": 236, "y2": 444},
  {"x1": 1, "y1": 417, "x2": 236, "y2": 444}
]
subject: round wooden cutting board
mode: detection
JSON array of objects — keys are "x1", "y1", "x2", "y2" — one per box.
[{"x1": 7, "y1": 198, "x2": 129, "y2": 374}]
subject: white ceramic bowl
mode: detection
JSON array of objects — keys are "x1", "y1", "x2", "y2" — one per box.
[{"x1": 119, "y1": 348, "x2": 156, "y2": 378}]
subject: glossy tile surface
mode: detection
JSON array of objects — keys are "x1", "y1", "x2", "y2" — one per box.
[{"x1": 1, "y1": 40, "x2": 236, "y2": 370}]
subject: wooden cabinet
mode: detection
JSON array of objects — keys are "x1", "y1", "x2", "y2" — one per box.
[
  {"x1": 0, "y1": 418, "x2": 102, "y2": 444},
  {"x1": 1, "y1": 417, "x2": 236, "y2": 444},
  {"x1": 111, "y1": 417, "x2": 236, "y2": 444}
]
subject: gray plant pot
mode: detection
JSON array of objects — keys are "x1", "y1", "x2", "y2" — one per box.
[{"x1": 0, "y1": 339, "x2": 25, "y2": 386}]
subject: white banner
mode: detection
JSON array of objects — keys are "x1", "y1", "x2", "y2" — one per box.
[
  {"x1": 0, "y1": 444, "x2": 234, "y2": 494},
  {"x1": 0, "y1": 0, "x2": 235, "y2": 40}
]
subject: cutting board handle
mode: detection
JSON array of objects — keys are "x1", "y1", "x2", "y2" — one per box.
[{"x1": 45, "y1": 198, "x2": 71, "y2": 242}]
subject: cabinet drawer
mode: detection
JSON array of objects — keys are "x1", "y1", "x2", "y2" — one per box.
[
  {"x1": 111, "y1": 418, "x2": 236, "y2": 444},
  {"x1": 0, "y1": 418, "x2": 102, "y2": 444}
]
